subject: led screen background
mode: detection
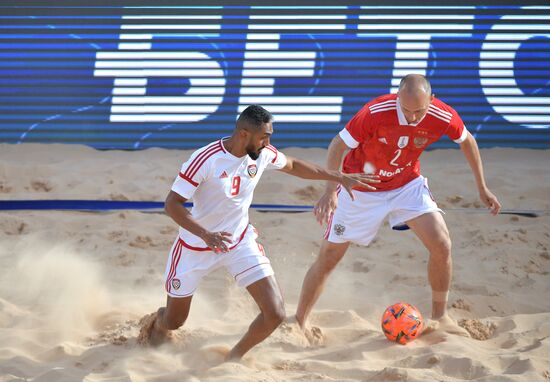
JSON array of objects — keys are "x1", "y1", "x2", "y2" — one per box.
[{"x1": 1, "y1": 5, "x2": 549, "y2": 149}]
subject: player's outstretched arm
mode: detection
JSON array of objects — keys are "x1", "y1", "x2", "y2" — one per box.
[
  {"x1": 278, "y1": 155, "x2": 380, "y2": 199},
  {"x1": 459, "y1": 131, "x2": 501, "y2": 215},
  {"x1": 164, "y1": 191, "x2": 232, "y2": 252},
  {"x1": 280, "y1": 134, "x2": 378, "y2": 225}
]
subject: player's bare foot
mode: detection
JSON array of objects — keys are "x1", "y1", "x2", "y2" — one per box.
[
  {"x1": 286, "y1": 315, "x2": 324, "y2": 346},
  {"x1": 421, "y1": 318, "x2": 440, "y2": 335},
  {"x1": 437, "y1": 315, "x2": 471, "y2": 337},
  {"x1": 423, "y1": 315, "x2": 470, "y2": 337},
  {"x1": 137, "y1": 310, "x2": 172, "y2": 346}
]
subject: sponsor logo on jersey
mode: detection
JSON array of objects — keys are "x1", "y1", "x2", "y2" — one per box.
[
  {"x1": 247, "y1": 164, "x2": 257, "y2": 178},
  {"x1": 414, "y1": 137, "x2": 429, "y2": 148},
  {"x1": 219, "y1": 170, "x2": 228, "y2": 178},
  {"x1": 379, "y1": 167, "x2": 404, "y2": 177},
  {"x1": 334, "y1": 224, "x2": 345, "y2": 236},
  {"x1": 172, "y1": 278, "x2": 181, "y2": 290},
  {"x1": 397, "y1": 136, "x2": 409, "y2": 148},
  {"x1": 378, "y1": 137, "x2": 388, "y2": 144}
]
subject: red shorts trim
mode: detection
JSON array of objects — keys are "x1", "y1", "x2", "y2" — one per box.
[{"x1": 179, "y1": 224, "x2": 250, "y2": 252}]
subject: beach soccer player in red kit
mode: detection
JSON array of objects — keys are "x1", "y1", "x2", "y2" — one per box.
[{"x1": 295, "y1": 74, "x2": 501, "y2": 339}]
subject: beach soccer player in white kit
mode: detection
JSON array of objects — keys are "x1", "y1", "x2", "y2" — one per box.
[
  {"x1": 294, "y1": 74, "x2": 502, "y2": 338},
  {"x1": 138, "y1": 105, "x2": 380, "y2": 360}
]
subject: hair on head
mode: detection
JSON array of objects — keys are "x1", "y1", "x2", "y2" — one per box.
[{"x1": 237, "y1": 105, "x2": 273, "y2": 129}]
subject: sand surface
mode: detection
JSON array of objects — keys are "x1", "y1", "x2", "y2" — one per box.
[{"x1": 0, "y1": 144, "x2": 549, "y2": 381}]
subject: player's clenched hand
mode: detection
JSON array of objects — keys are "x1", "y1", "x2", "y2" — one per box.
[
  {"x1": 479, "y1": 188, "x2": 501, "y2": 215},
  {"x1": 314, "y1": 191, "x2": 339, "y2": 226},
  {"x1": 340, "y1": 173, "x2": 380, "y2": 199},
  {"x1": 202, "y1": 231, "x2": 233, "y2": 253}
]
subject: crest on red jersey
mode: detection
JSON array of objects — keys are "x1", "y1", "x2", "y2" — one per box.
[
  {"x1": 397, "y1": 136, "x2": 409, "y2": 148},
  {"x1": 247, "y1": 164, "x2": 257, "y2": 178},
  {"x1": 414, "y1": 137, "x2": 428, "y2": 148}
]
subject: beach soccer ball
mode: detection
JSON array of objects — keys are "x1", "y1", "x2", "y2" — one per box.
[{"x1": 381, "y1": 302, "x2": 423, "y2": 344}]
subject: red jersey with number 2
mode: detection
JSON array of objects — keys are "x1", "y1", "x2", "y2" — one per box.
[{"x1": 340, "y1": 93, "x2": 467, "y2": 192}]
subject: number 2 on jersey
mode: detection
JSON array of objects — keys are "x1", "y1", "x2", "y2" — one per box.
[
  {"x1": 231, "y1": 176, "x2": 241, "y2": 196},
  {"x1": 390, "y1": 149, "x2": 401, "y2": 167}
]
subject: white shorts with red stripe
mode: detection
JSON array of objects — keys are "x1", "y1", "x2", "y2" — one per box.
[
  {"x1": 325, "y1": 175, "x2": 442, "y2": 246},
  {"x1": 164, "y1": 224, "x2": 273, "y2": 298}
]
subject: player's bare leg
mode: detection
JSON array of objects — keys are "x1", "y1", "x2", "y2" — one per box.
[
  {"x1": 295, "y1": 240, "x2": 350, "y2": 332},
  {"x1": 225, "y1": 275, "x2": 285, "y2": 361},
  {"x1": 406, "y1": 212, "x2": 469, "y2": 337},
  {"x1": 138, "y1": 295, "x2": 193, "y2": 346}
]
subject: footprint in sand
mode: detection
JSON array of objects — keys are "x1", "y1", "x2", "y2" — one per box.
[
  {"x1": 108, "y1": 230, "x2": 127, "y2": 243},
  {"x1": 129, "y1": 235, "x2": 156, "y2": 249},
  {"x1": 293, "y1": 185, "x2": 322, "y2": 202},
  {"x1": 114, "y1": 252, "x2": 136, "y2": 267},
  {"x1": 451, "y1": 299, "x2": 471, "y2": 312},
  {"x1": 446, "y1": 195, "x2": 463, "y2": 204},
  {"x1": 109, "y1": 193, "x2": 129, "y2": 201},
  {"x1": 160, "y1": 226, "x2": 177, "y2": 235},
  {"x1": 0, "y1": 181, "x2": 12, "y2": 193},
  {"x1": 458, "y1": 319, "x2": 497, "y2": 340},
  {"x1": 31, "y1": 180, "x2": 52, "y2": 192},
  {"x1": 3, "y1": 221, "x2": 28, "y2": 235},
  {"x1": 304, "y1": 326, "x2": 324, "y2": 346},
  {"x1": 352, "y1": 261, "x2": 370, "y2": 273}
]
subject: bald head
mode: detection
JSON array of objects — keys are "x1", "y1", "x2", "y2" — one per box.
[
  {"x1": 398, "y1": 74, "x2": 432, "y2": 96},
  {"x1": 397, "y1": 74, "x2": 434, "y2": 124}
]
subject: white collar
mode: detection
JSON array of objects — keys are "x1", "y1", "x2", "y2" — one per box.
[{"x1": 396, "y1": 97, "x2": 426, "y2": 127}]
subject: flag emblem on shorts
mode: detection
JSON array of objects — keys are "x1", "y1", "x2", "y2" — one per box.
[
  {"x1": 171, "y1": 278, "x2": 181, "y2": 290},
  {"x1": 397, "y1": 136, "x2": 409, "y2": 148},
  {"x1": 414, "y1": 137, "x2": 428, "y2": 148},
  {"x1": 334, "y1": 224, "x2": 345, "y2": 236},
  {"x1": 247, "y1": 164, "x2": 257, "y2": 178}
]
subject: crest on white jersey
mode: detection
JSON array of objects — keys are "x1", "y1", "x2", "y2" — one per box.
[
  {"x1": 397, "y1": 136, "x2": 409, "y2": 148},
  {"x1": 334, "y1": 224, "x2": 345, "y2": 236},
  {"x1": 247, "y1": 164, "x2": 257, "y2": 178},
  {"x1": 172, "y1": 278, "x2": 181, "y2": 290}
]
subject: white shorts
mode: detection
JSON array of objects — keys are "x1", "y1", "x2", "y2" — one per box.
[
  {"x1": 325, "y1": 175, "x2": 443, "y2": 246},
  {"x1": 164, "y1": 224, "x2": 273, "y2": 298}
]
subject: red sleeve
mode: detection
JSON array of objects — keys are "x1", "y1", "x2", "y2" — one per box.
[
  {"x1": 344, "y1": 104, "x2": 374, "y2": 144},
  {"x1": 445, "y1": 107, "x2": 466, "y2": 142}
]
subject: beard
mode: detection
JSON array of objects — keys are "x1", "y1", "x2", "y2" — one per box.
[{"x1": 246, "y1": 146, "x2": 262, "y2": 160}]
